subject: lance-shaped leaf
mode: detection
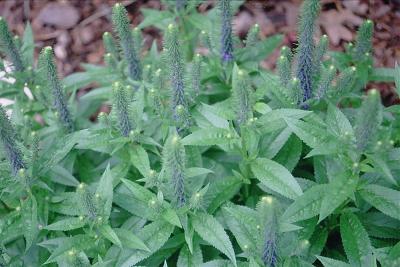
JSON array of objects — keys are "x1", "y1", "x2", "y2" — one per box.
[
  {"x1": 251, "y1": 158, "x2": 302, "y2": 200},
  {"x1": 359, "y1": 185, "x2": 400, "y2": 221},
  {"x1": 340, "y1": 213, "x2": 374, "y2": 267},
  {"x1": 192, "y1": 212, "x2": 237, "y2": 267}
]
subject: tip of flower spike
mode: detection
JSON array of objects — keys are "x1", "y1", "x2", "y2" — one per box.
[
  {"x1": 167, "y1": 23, "x2": 175, "y2": 31},
  {"x1": 329, "y1": 65, "x2": 335, "y2": 70},
  {"x1": 172, "y1": 135, "x2": 180, "y2": 145},
  {"x1": 145, "y1": 64, "x2": 151, "y2": 69},
  {"x1": 113, "y1": 81, "x2": 120, "y2": 87},
  {"x1": 366, "y1": 19, "x2": 373, "y2": 24},
  {"x1": 369, "y1": 88, "x2": 378, "y2": 96},
  {"x1": 201, "y1": 30, "x2": 206, "y2": 35},
  {"x1": 262, "y1": 196, "x2": 273, "y2": 204},
  {"x1": 254, "y1": 23, "x2": 259, "y2": 28},
  {"x1": 351, "y1": 66, "x2": 356, "y2": 71},
  {"x1": 44, "y1": 46, "x2": 53, "y2": 52},
  {"x1": 103, "y1": 32, "x2": 110, "y2": 36},
  {"x1": 78, "y1": 183, "x2": 85, "y2": 189},
  {"x1": 114, "y1": 3, "x2": 122, "y2": 8},
  {"x1": 18, "y1": 168, "x2": 25, "y2": 176},
  {"x1": 238, "y1": 69, "x2": 244, "y2": 76}
]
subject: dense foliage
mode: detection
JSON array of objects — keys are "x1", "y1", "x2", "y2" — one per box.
[{"x1": 0, "y1": 0, "x2": 399, "y2": 266}]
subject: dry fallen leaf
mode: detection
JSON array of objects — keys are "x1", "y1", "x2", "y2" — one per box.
[{"x1": 319, "y1": 9, "x2": 363, "y2": 45}]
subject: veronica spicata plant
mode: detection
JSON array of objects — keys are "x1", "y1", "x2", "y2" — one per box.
[{"x1": 0, "y1": 1, "x2": 399, "y2": 266}]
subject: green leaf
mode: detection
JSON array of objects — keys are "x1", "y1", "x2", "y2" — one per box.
[
  {"x1": 114, "y1": 228, "x2": 150, "y2": 251},
  {"x1": 326, "y1": 104, "x2": 354, "y2": 137},
  {"x1": 22, "y1": 195, "x2": 38, "y2": 251},
  {"x1": 285, "y1": 117, "x2": 330, "y2": 148},
  {"x1": 236, "y1": 34, "x2": 283, "y2": 62},
  {"x1": 181, "y1": 128, "x2": 238, "y2": 146},
  {"x1": 49, "y1": 165, "x2": 80, "y2": 187},
  {"x1": 96, "y1": 165, "x2": 114, "y2": 219},
  {"x1": 98, "y1": 224, "x2": 122, "y2": 248},
  {"x1": 359, "y1": 185, "x2": 400, "y2": 221},
  {"x1": 251, "y1": 158, "x2": 302, "y2": 199},
  {"x1": 206, "y1": 175, "x2": 243, "y2": 213},
  {"x1": 115, "y1": 220, "x2": 174, "y2": 267},
  {"x1": 222, "y1": 204, "x2": 258, "y2": 256},
  {"x1": 43, "y1": 235, "x2": 95, "y2": 264},
  {"x1": 340, "y1": 213, "x2": 374, "y2": 267},
  {"x1": 186, "y1": 167, "x2": 213, "y2": 177},
  {"x1": 192, "y1": 212, "x2": 237, "y2": 267},
  {"x1": 44, "y1": 217, "x2": 85, "y2": 231},
  {"x1": 395, "y1": 62, "x2": 400, "y2": 96},
  {"x1": 319, "y1": 173, "x2": 358, "y2": 222},
  {"x1": 177, "y1": 244, "x2": 203, "y2": 267},
  {"x1": 282, "y1": 184, "x2": 326, "y2": 223},
  {"x1": 130, "y1": 144, "x2": 151, "y2": 178},
  {"x1": 21, "y1": 22, "x2": 34, "y2": 66},
  {"x1": 317, "y1": 256, "x2": 351, "y2": 267}
]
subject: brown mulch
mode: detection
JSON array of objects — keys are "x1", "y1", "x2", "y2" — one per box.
[{"x1": 1, "y1": 0, "x2": 399, "y2": 103}]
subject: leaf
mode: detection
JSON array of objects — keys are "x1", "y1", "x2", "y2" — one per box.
[
  {"x1": 49, "y1": 165, "x2": 80, "y2": 187},
  {"x1": 274, "y1": 134, "x2": 302, "y2": 172},
  {"x1": 326, "y1": 104, "x2": 354, "y2": 137},
  {"x1": 98, "y1": 224, "x2": 122, "y2": 248},
  {"x1": 285, "y1": 117, "x2": 330, "y2": 148},
  {"x1": 177, "y1": 244, "x2": 203, "y2": 267},
  {"x1": 192, "y1": 212, "x2": 237, "y2": 267},
  {"x1": 44, "y1": 217, "x2": 85, "y2": 231},
  {"x1": 114, "y1": 228, "x2": 150, "y2": 251},
  {"x1": 340, "y1": 213, "x2": 373, "y2": 267},
  {"x1": 21, "y1": 22, "x2": 34, "y2": 66},
  {"x1": 44, "y1": 235, "x2": 95, "y2": 264},
  {"x1": 186, "y1": 167, "x2": 213, "y2": 177},
  {"x1": 282, "y1": 184, "x2": 326, "y2": 223},
  {"x1": 395, "y1": 62, "x2": 400, "y2": 96},
  {"x1": 22, "y1": 195, "x2": 38, "y2": 251},
  {"x1": 222, "y1": 204, "x2": 258, "y2": 256},
  {"x1": 317, "y1": 256, "x2": 351, "y2": 267},
  {"x1": 130, "y1": 144, "x2": 151, "y2": 178},
  {"x1": 319, "y1": 173, "x2": 358, "y2": 222},
  {"x1": 96, "y1": 165, "x2": 114, "y2": 219},
  {"x1": 236, "y1": 34, "x2": 283, "y2": 62},
  {"x1": 359, "y1": 185, "x2": 400, "y2": 221},
  {"x1": 251, "y1": 158, "x2": 302, "y2": 200},
  {"x1": 115, "y1": 220, "x2": 174, "y2": 267},
  {"x1": 181, "y1": 128, "x2": 238, "y2": 146},
  {"x1": 205, "y1": 175, "x2": 243, "y2": 213}
]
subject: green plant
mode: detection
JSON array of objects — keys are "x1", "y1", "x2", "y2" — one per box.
[{"x1": 0, "y1": 0, "x2": 399, "y2": 266}]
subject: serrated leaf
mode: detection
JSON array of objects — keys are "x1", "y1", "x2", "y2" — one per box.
[
  {"x1": 177, "y1": 244, "x2": 203, "y2": 267},
  {"x1": 181, "y1": 128, "x2": 237, "y2": 146},
  {"x1": 359, "y1": 185, "x2": 400, "y2": 221},
  {"x1": 116, "y1": 220, "x2": 174, "y2": 267},
  {"x1": 44, "y1": 235, "x2": 95, "y2": 264},
  {"x1": 319, "y1": 173, "x2": 358, "y2": 222},
  {"x1": 251, "y1": 158, "x2": 302, "y2": 199},
  {"x1": 285, "y1": 117, "x2": 330, "y2": 148},
  {"x1": 99, "y1": 224, "x2": 122, "y2": 248},
  {"x1": 96, "y1": 165, "x2": 114, "y2": 219},
  {"x1": 206, "y1": 175, "x2": 242, "y2": 213},
  {"x1": 186, "y1": 167, "x2": 213, "y2": 177},
  {"x1": 44, "y1": 217, "x2": 85, "y2": 231},
  {"x1": 317, "y1": 256, "x2": 351, "y2": 267},
  {"x1": 395, "y1": 62, "x2": 400, "y2": 96},
  {"x1": 222, "y1": 204, "x2": 258, "y2": 256},
  {"x1": 114, "y1": 228, "x2": 150, "y2": 251},
  {"x1": 130, "y1": 144, "x2": 151, "y2": 178},
  {"x1": 326, "y1": 103, "x2": 354, "y2": 137},
  {"x1": 22, "y1": 195, "x2": 38, "y2": 251},
  {"x1": 192, "y1": 212, "x2": 237, "y2": 267},
  {"x1": 282, "y1": 184, "x2": 326, "y2": 223},
  {"x1": 340, "y1": 213, "x2": 374, "y2": 267}
]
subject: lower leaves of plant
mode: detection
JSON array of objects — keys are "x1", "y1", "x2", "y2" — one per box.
[{"x1": 0, "y1": 0, "x2": 399, "y2": 266}]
